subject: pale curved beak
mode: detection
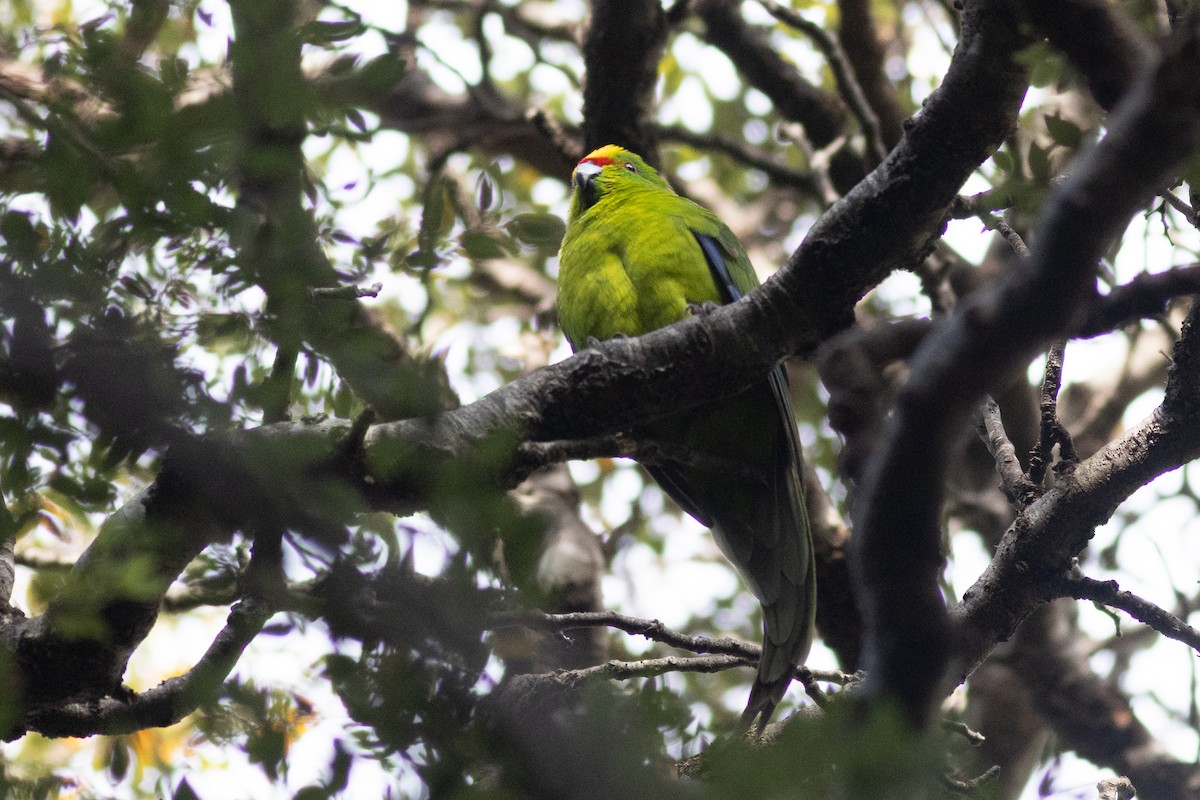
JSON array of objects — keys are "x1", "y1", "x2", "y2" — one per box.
[{"x1": 573, "y1": 161, "x2": 603, "y2": 208}]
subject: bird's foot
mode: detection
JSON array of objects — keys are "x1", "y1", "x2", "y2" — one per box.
[
  {"x1": 686, "y1": 301, "x2": 721, "y2": 316},
  {"x1": 583, "y1": 333, "x2": 627, "y2": 350}
]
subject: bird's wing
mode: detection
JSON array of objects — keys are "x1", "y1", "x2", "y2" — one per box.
[
  {"x1": 693, "y1": 231, "x2": 815, "y2": 730},
  {"x1": 637, "y1": 231, "x2": 747, "y2": 532}
]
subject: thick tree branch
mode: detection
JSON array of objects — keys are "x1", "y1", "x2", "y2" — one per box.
[
  {"x1": 1006, "y1": 602, "x2": 1200, "y2": 800},
  {"x1": 975, "y1": 396, "x2": 1039, "y2": 507},
  {"x1": 1016, "y1": 0, "x2": 1153, "y2": 110},
  {"x1": 26, "y1": 596, "x2": 274, "y2": 738},
  {"x1": 958, "y1": 300, "x2": 1200, "y2": 681},
  {"x1": 694, "y1": 0, "x2": 847, "y2": 148},
  {"x1": 763, "y1": 0, "x2": 889, "y2": 163},
  {"x1": 1074, "y1": 264, "x2": 1200, "y2": 337},
  {"x1": 818, "y1": 318, "x2": 933, "y2": 480},
  {"x1": 855, "y1": 16, "x2": 1200, "y2": 727},
  {"x1": 836, "y1": 0, "x2": 908, "y2": 149},
  {"x1": 579, "y1": 0, "x2": 667, "y2": 158}
]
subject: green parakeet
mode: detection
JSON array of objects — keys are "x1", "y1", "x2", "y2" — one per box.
[{"x1": 556, "y1": 144, "x2": 815, "y2": 729}]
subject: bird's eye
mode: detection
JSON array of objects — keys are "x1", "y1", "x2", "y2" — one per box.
[{"x1": 623, "y1": 162, "x2": 636, "y2": 173}]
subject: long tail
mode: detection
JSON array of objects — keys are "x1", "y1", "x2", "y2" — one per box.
[
  {"x1": 740, "y1": 575, "x2": 816, "y2": 731},
  {"x1": 642, "y1": 369, "x2": 815, "y2": 732},
  {"x1": 739, "y1": 367, "x2": 817, "y2": 732}
]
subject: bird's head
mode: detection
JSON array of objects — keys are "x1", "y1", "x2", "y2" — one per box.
[{"x1": 569, "y1": 145, "x2": 672, "y2": 214}]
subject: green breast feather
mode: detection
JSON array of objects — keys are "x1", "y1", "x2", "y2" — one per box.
[{"x1": 556, "y1": 145, "x2": 815, "y2": 732}]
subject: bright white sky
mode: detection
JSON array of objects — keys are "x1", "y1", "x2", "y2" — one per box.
[{"x1": 8, "y1": 1, "x2": 1200, "y2": 798}]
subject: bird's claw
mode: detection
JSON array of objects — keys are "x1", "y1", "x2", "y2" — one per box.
[
  {"x1": 686, "y1": 301, "x2": 721, "y2": 316},
  {"x1": 583, "y1": 333, "x2": 626, "y2": 350}
]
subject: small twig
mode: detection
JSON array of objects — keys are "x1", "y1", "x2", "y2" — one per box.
[
  {"x1": 1073, "y1": 263, "x2": 1200, "y2": 337},
  {"x1": 555, "y1": 654, "x2": 751, "y2": 686},
  {"x1": 1028, "y1": 341, "x2": 1076, "y2": 486},
  {"x1": 942, "y1": 719, "x2": 986, "y2": 746},
  {"x1": 491, "y1": 608, "x2": 854, "y2": 688},
  {"x1": 162, "y1": 582, "x2": 241, "y2": 613},
  {"x1": 309, "y1": 282, "x2": 383, "y2": 300},
  {"x1": 948, "y1": 195, "x2": 1031, "y2": 260},
  {"x1": 975, "y1": 396, "x2": 1039, "y2": 507},
  {"x1": 472, "y1": 3, "x2": 496, "y2": 96},
  {"x1": 992, "y1": 217, "x2": 1031, "y2": 259},
  {"x1": 658, "y1": 124, "x2": 818, "y2": 193},
  {"x1": 1160, "y1": 189, "x2": 1197, "y2": 227},
  {"x1": 339, "y1": 407, "x2": 377, "y2": 458},
  {"x1": 260, "y1": 341, "x2": 298, "y2": 425},
  {"x1": 1060, "y1": 575, "x2": 1200, "y2": 654},
  {"x1": 947, "y1": 191, "x2": 1013, "y2": 219},
  {"x1": 490, "y1": 608, "x2": 759, "y2": 660},
  {"x1": 942, "y1": 765, "x2": 1001, "y2": 795},
  {"x1": 12, "y1": 553, "x2": 74, "y2": 571},
  {"x1": 760, "y1": 0, "x2": 888, "y2": 164},
  {"x1": 515, "y1": 653, "x2": 850, "y2": 694},
  {"x1": 25, "y1": 595, "x2": 275, "y2": 737},
  {"x1": 796, "y1": 667, "x2": 829, "y2": 707},
  {"x1": 517, "y1": 435, "x2": 771, "y2": 487},
  {"x1": 778, "y1": 122, "x2": 841, "y2": 206}
]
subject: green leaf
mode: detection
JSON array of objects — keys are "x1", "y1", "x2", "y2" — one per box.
[
  {"x1": 507, "y1": 212, "x2": 566, "y2": 248},
  {"x1": 477, "y1": 173, "x2": 494, "y2": 212},
  {"x1": 1016, "y1": 41, "x2": 1063, "y2": 89},
  {"x1": 292, "y1": 788, "x2": 330, "y2": 800},
  {"x1": 345, "y1": 107, "x2": 367, "y2": 132},
  {"x1": 196, "y1": 313, "x2": 254, "y2": 355},
  {"x1": 991, "y1": 149, "x2": 1014, "y2": 175},
  {"x1": 1044, "y1": 114, "x2": 1083, "y2": 149},
  {"x1": 355, "y1": 54, "x2": 407, "y2": 96},
  {"x1": 460, "y1": 229, "x2": 514, "y2": 260},
  {"x1": 405, "y1": 249, "x2": 439, "y2": 270},
  {"x1": 107, "y1": 738, "x2": 130, "y2": 781},
  {"x1": 1, "y1": 211, "x2": 41, "y2": 265},
  {"x1": 417, "y1": 178, "x2": 453, "y2": 256},
  {"x1": 1028, "y1": 142, "x2": 1051, "y2": 185},
  {"x1": 300, "y1": 19, "x2": 367, "y2": 45}
]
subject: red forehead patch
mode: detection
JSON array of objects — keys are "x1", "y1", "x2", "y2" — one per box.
[{"x1": 579, "y1": 145, "x2": 624, "y2": 167}]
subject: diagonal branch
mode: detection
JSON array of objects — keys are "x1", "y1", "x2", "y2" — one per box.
[
  {"x1": 1059, "y1": 575, "x2": 1200, "y2": 653},
  {"x1": 694, "y1": 0, "x2": 847, "y2": 148},
  {"x1": 25, "y1": 596, "x2": 274, "y2": 738},
  {"x1": 579, "y1": 0, "x2": 667, "y2": 159},
  {"x1": 854, "y1": 16, "x2": 1200, "y2": 728}
]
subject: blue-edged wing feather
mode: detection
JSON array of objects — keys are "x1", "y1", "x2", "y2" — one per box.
[{"x1": 643, "y1": 231, "x2": 816, "y2": 729}]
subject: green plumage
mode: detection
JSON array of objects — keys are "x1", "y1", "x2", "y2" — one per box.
[{"x1": 556, "y1": 145, "x2": 816, "y2": 729}]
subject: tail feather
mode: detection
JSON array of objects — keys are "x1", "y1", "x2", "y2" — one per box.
[
  {"x1": 641, "y1": 369, "x2": 815, "y2": 732},
  {"x1": 740, "y1": 366, "x2": 816, "y2": 731}
]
